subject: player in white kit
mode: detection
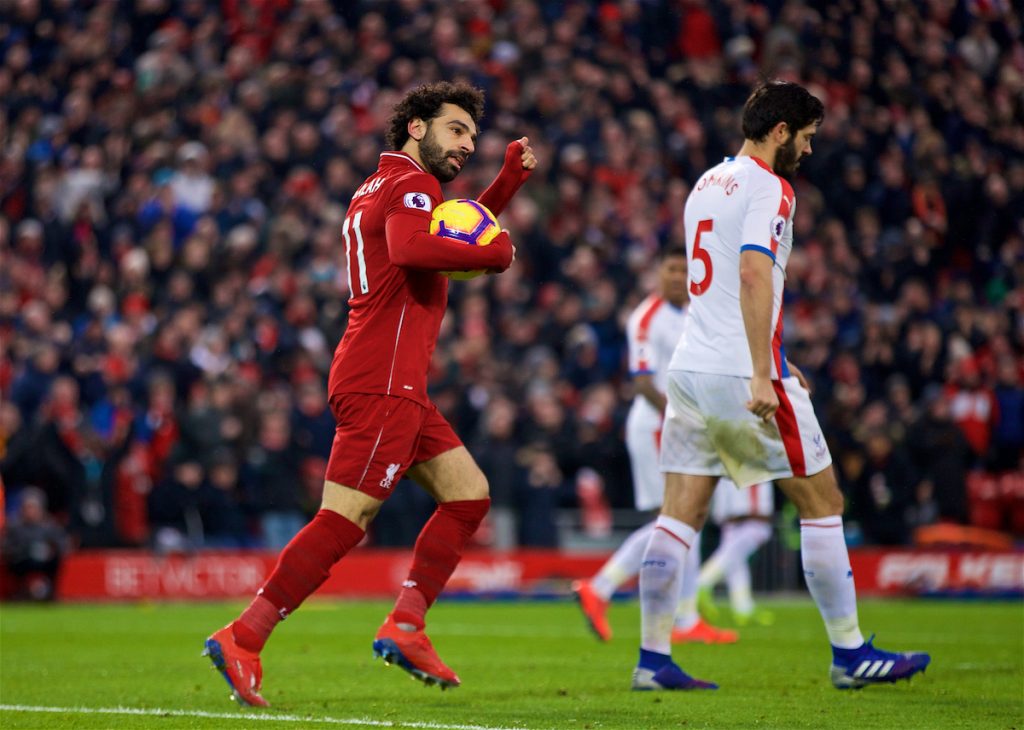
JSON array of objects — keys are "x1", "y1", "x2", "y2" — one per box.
[
  {"x1": 632, "y1": 81, "x2": 930, "y2": 691},
  {"x1": 572, "y1": 247, "x2": 737, "y2": 645},
  {"x1": 697, "y1": 481, "x2": 776, "y2": 627}
]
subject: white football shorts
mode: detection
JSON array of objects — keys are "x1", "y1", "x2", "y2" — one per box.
[
  {"x1": 625, "y1": 411, "x2": 665, "y2": 512},
  {"x1": 711, "y1": 478, "x2": 775, "y2": 524},
  {"x1": 660, "y1": 370, "x2": 832, "y2": 488}
]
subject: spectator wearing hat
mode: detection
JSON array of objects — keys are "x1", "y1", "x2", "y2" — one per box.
[{"x1": 171, "y1": 142, "x2": 215, "y2": 215}]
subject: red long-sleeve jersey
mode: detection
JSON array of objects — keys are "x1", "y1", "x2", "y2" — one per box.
[{"x1": 328, "y1": 152, "x2": 511, "y2": 406}]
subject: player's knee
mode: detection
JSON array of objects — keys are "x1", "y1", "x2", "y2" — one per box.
[
  {"x1": 824, "y1": 487, "x2": 845, "y2": 516},
  {"x1": 438, "y1": 495, "x2": 491, "y2": 530},
  {"x1": 793, "y1": 491, "x2": 844, "y2": 519},
  {"x1": 813, "y1": 475, "x2": 846, "y2": 516},
  {"x1": 461, "y1": 469, "x2": 490, "y2": 502},
  {"x1": 663, "y1": 502, "x2": 709, "y2": 530},
  {"x1": 785, "y1": 469, "x2": 845, "y2": 518}
]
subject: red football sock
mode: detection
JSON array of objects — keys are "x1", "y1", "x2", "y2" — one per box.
[
  {"x1": 391, "y1": 498, "x2": 490, "y2": 630},
  {"x1": 232, "y1": 596, "x2": 279, "y2": 652},
  {"x1": 233, "y1": 509, "x2": 364, "y2": 652}
]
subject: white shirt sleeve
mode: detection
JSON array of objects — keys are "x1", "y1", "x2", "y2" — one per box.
[
  {"x1": 740, "y1": 176, "x2": 787, "y2": 261},
  {"x1": 627, "y1": 300, "x2": 662, "y2": 376}
]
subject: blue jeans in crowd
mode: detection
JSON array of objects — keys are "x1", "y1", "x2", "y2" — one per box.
[{"x1": 261, "y1": 511, "x2": 306, "y2": 550}]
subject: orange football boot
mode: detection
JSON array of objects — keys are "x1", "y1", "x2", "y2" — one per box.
[
  {"x1": 571, "y1": 579, "x2": 612, "y2": 642},
  {"x1": 671, "y1": 617, "x2": 739, "y2": 644},
  {"x1": 203, "y1": 625, "x2": 269, "y2": 707},
  {"x1": 372, "y1": 615, "x2": 461, "y2": 689}
]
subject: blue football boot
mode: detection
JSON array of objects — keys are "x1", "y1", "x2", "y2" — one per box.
[
  {"x1": 830, "y1": 635, "x2": 931, "y2": 689},
  {"x1": 631, "y1": 650, "x2": 718, "y2": 690}
]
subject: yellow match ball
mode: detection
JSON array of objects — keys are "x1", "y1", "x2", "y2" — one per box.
[{"x1": 429, "y1": 199, "x2": 501, "y2": 280}]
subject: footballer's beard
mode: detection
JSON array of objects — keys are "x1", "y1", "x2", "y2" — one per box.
[
  {"x1": 773, "y1": 136, "x2": 802, "y2": 178},
  {"x1": 419, "y1": 127, "x2": 464, "y2": 183}
]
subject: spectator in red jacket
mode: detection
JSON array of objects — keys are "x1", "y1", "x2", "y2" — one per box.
[{"x1": 944, "y1": 358, "x2": 999, "y2": 463}]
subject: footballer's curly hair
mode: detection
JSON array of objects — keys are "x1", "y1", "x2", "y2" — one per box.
[
  {"x1": 385, "y1": 82, "x2": 486, "y2": 151},
  {"x1": 741, "y1": 81, "x2": 824, "y2": 142}
]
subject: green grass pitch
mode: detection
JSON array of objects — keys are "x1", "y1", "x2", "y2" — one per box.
[{"x1": 1, "y1": 597, "x2": 1021, "y2": 729}]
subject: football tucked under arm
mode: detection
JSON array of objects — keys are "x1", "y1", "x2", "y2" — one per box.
[{"x1": 385, "y1": 209, "x2": 514, "y2": 272}]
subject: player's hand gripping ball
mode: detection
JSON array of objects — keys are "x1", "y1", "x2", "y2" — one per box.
[{"x1": 429, "y1": 198, "x2": 501, "y2": 280}]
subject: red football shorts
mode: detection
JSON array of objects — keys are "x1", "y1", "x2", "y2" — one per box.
[{"x1": 324, "y1": 393, "x2": 463, "y2": 500}]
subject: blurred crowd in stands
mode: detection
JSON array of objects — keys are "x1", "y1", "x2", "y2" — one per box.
[{"x1": 1, "y1": 0, "x2": 1022, "y2": 560}]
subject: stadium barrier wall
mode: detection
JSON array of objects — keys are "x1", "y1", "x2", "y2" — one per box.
[
  {"x1": 847, "y1": 548, "x2": 1024, "y2": 597},
  {"x1": 34, "y1": 547, "x2": 1024, "y2": 601},
  {"x1": 50, "y1": 549, "x2": 610, "y2": 600}
]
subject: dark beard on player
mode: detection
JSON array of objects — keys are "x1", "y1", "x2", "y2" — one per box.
[
  {"x1": 419, "y1": 124, "x2": 462, "y2": 183},
  {"x1": 773, "y1": 135, "x2": 801, "y2": 178}
]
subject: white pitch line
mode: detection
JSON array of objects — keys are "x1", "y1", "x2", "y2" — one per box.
[{"x1": 0, "y1": 704, "x2": 537, "y2": 730}]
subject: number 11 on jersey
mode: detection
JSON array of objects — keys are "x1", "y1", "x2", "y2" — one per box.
[{"x1": 343, "y1": 211, "x2": 369, "y2": 297}]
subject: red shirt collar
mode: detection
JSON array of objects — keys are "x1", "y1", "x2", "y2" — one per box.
[{"x1": 379, "y1": 151, "x2": 425, "y2": 172}]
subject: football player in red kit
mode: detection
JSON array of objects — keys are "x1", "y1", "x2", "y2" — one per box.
[{"x1": 204, "y1": 81, "x2": 536, "y2": 706}]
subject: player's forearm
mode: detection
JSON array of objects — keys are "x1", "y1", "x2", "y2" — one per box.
[
  {"x1": 389, "y1": 229, "x2": 509, "y2": 270},
  {"x1": 634, "y1": 376, "x2": 667, "y2": 413},
  {"x1": 386, "y1": 216, "x2": 510, "y2": 271},
  {"x1": 739, "y1": 256, "x2": 775, "y2": 378},
  {"x1": 477, "y1": 169, "x2": 523, "y2": 217}
]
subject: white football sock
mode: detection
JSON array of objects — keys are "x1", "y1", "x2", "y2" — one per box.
[
  {"x1": 801, "y1": 516, "x2": 864, "y2": 649},
  {"x1": 697, "y1": 543, "x2": 727, "y2": 589},
  {"x1": 591, "y1": 521, "x2": 655, "y2": 600},
  {"x1": 726, "y1": 561, "x2": 754, "y2": 615},
  {"x1": 640, "y1": 515, "x2": 696, "y2": 654},
  {"x1": 674, "y1": 532, "x2": 702, "y2": 629},
  {"x1": 721, "y1": 520, "x2": 773, "y2": 614}
]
